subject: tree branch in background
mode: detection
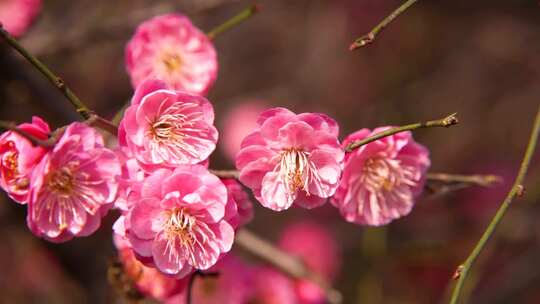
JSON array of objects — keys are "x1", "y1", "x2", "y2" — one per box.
[
  {"x1": 235, "y1": 229, "x2": 343, "y2": 304},
  {"x1": 207, "y1": 4, "x2": 261, "y2": 40},
  {"x1": 349, "y1": 0, "x2": 420, "y2": 50},
  {"x1": 0, "y1": 23, "x2": 92, "y2": 119},
  {"x1": 344, "y1": 112, "x2": 458, "y2": 152},
  {"x1": 0, "y1": 120, "x2": 54, "y2": 147},
  {"x1": 449, "y1": 105, "x2": 540, "y2": 304}
]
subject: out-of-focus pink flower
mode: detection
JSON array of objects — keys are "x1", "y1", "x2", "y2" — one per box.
[
  {"x1": 0, "y1": 0, "x2": 41, "y2": 37},
  {"x1": 332, "y1": 128, "x2": 430, "y2": 226},
  {"x1": 245, "y1": 267, "x2": 298, "y2": 304},
  {"x1": 222, "y1": 178, "x2": 253, "y2": 230},
  {"x1": 125, "y1": 165, "x2": 234, "y2": 278},
  {"x1": 125, "y1": 13, "x2": 218, "y2": 95},
  {"x1": 278, "y1": 221, "x2": 340, "y2": 280},
  {"x1": 278, "y1": 221, "x2": 341, "y2": 304},
  {"x1": 27, "y1": 122, "x2": 120, "y2": 242},
  {"x1": 295, "y1": 280, "x2": 326, "y2": 304},
  {"x1": 236, "y1": 107, "x2": 343, "y2": 211},
  {"x1": 220, "y1": 101, "x2": 266, "y2": 162},
  {"x1": 118, "y1": 80, "x2": 218, "y2": 170},
  {"x1": 0, "y1": 116, "x2": 50, "y2": 204},
  {"x1": 114, "y1": 234, "x2": 188, "y2": 302},
  {"x1": 190, "y1": 255, "x2": 252, "y2": 304}
]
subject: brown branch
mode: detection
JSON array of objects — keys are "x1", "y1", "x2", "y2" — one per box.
[
  {"x1": 235, "y1": 229, "x2": 342, "y2": 304},
  {"x1": 0, "y1": 120, "x2": 54, "y2": 148},
  {"x1": 426, "y1": 173, "x2": 502, "y2": 188},
  {"x1": 86, "y1": 114, "x2": 118, "y2": 136},
  {"x1": 210, "y1": 169, "x2": 240, "y2": 179},
  {"x1": 0, "y1": 23, "x2": 91, "y2": 119},
  {"x1": 349, "y1": 0, "x2": 420, "y2": 50}
]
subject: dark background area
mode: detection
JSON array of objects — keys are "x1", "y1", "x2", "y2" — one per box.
[{"x1": 1, "y1": 0, "x2": 540, "y2": 303}]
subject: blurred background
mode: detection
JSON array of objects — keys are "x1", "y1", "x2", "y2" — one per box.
[{"x1": 1, "y1": 0, "x2": 540, "y2": 303}]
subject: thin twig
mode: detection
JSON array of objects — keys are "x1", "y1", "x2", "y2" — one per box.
[
  {"x1": 207, "y1": 4, "x2": 261, "y2": 40},
  {"x1": 86, "y1": 114, "x2": 118, "y2": 136},
  {"x1": 0, "y1": 120, "x2": 54, "y2": 148},
  {"x1": 427, "y1": 173, "x2": 502, "y2": 187},
  {"x1": 349, "y1": 0, "x2": 420, "y2": 50},
  {"x1": 0, "y1": 23, "x2": 91, "y2": 119},
  {"x1": 235, "y1": 229, "x2": 343, "y2": 304},
  {"x1": 210, "y1": 169, "x2": 240, "y2": 179},
  {"x1": 449, "y1": 105, "x2": 540, "y2": 304},
  {"x1": 345, "y1": 113, "x2": 458, "y2": 152}
]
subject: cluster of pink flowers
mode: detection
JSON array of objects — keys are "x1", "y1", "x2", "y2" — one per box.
[{"x1": 0, "y1": 11, "x2": 434, "y2": 303}]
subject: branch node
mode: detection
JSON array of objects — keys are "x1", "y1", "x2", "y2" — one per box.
[
  {"x1": 443, "y1": 112, "x2": 459, "y2": 127},
  {"x1": 452, "y1": 265, "x2": 465, "y2": 280},
  {"x1": 516, "y1": 184, "x2": 525, "y2": 197}
]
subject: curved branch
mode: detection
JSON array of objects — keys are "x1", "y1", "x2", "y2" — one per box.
[
  {"x1": 345, "y1": 113, "x2": 458, "y2": 152},
  {"x1": 449, "y1": 105, "x2": 540, "y2": 304},
  {"x1": 235, "y1": 229, "x2": 342, "y2": 304},
  {"x1": 349, "y1": 0, "x2": 420, "y2": 50},
  {"x1": 0, "y1": 23, "x2": 91, "y2": 119},
  {"x1": 207, "y1": 4, "x2": 261, "y2": 40}
]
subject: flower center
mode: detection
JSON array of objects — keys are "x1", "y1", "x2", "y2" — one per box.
[
  {"x1": 362, "y1": 157, "x2": 411, "y2": 192},
  {"x1": 164, "y1": 207, "x2": 196, "y2": 249},
  {"x1": 278, "y1": 148, "x2": 314, "y2": 194},
  {"x1": 47, "y1": 165, "x2": 76, "y2": 195},
  {"x1": 1, "y1": 148, "x2": 18, "y2": 180},
  {"x1": 149, "y1": 110, "x2": 189, "y2": 144},
  {"x1": 162, "y1": 53, "x2": 183, "y2": 73}
]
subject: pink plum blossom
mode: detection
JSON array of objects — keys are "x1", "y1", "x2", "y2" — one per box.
[
  {"x1": 125, "y1": 165, "x2": 234, "y2": 278},
  {"x1": 27, "y1": 122, "x2": 120, "y2": 242},
  {"x1": 125, "y1": 13, "x2": 218, "y2": 95},
  {"x1": 245, "y1": 266, "x2": 298, "y2": 304},
  {"x1": 0, "y1": 0, "x2": 41, "y2": 37},
  {"x1": 236, "y1": 107, "x2": 343, "y2": 211},
  {"x1": 118, "y1": 79, "x2": 218, "y2": 170},
  {"x1": 332, "y1": 128, "x2": 430, "y2": 226},
  {"x1": 114, "y1": 234, "x2": 188, "y2": 302},
  {"x1": 278, "y1": 221, "x2": 340, "y2": 280},
  {"x1": 278, "y1": 221, "x2": 341, "y2": 304},
  {"x1": 222, "y1": 178, "x2": 253, "y2": 230},
  {"x1": 113, "y1": 147, "x2": 145, "y2": 212},
  {"x1": 0, "y1": 116, "x2": 50, "y2": 204},
  {"x1": 220, "y1": 101, "x2": 266, "y2": 162}
]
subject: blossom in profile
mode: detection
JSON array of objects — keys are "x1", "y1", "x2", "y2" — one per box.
[
  {"x1": 27, "y1": 122, "x2": 120, "y2": 242},
  {"x1": 332, "y1": 128, "x2": 430, "y2": 226},
  {"x1": 114, "y1": 234, "x2": 188, "y2": 302},
  {"x1": 0, "y1": 116, "x2": 50, "y2": 204},
  {"x1": 125, "y1": 165, "x2": 234, "y2": 278},
  {"x1": 118, "y1": 80, "x2": 218, "y2": 170},
  {"x1": 236, "y1": 107, "x2": 343, "y2": 211},
  {"x1": 222, "y1": 178, "x2": 253, "y2": 230},
  {"x1": 0, "y1": 0, "x2": 41, "y2": 37},
  {"x1": 125, "y1": 13, "x2": 218, "y2": 95},
  {"x1": 220, "y1": 101, "x2": 266, "y2": 162},
  {"x1": 245, "y1": 267, "x2": 298, "y2": 304}
]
